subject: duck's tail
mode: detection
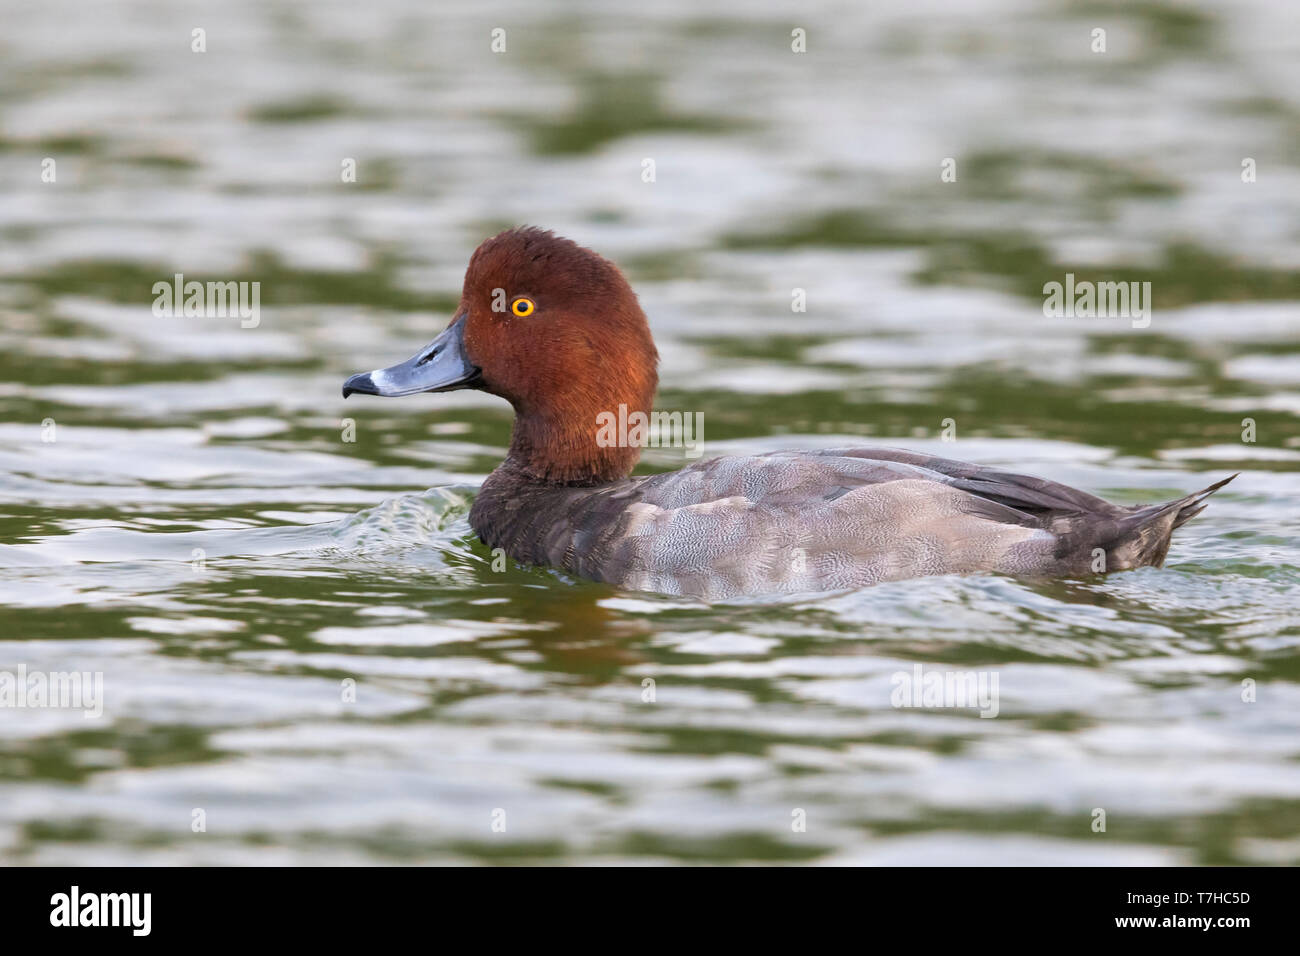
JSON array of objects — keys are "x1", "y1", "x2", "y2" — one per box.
[{"x1": 1104, "y1": 474, "x2": 1237, "y2": 570}]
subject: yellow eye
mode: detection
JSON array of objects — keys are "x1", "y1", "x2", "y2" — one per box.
[{"x1": 511, "y1": 297, "x2": 536, "y2": 317}]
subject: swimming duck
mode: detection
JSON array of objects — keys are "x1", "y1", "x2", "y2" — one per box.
[{"x1": 343, "y1": 227, "x2": 1233, "y2": 599}]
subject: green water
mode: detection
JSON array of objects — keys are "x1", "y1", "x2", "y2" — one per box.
[{"x1": 0, "y1": 0, "x2": 1297, "y2": 864}]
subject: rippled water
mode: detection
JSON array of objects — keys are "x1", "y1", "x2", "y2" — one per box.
[{"x1": 1, "y1": 0, "x2": 1298, "y2": 864}]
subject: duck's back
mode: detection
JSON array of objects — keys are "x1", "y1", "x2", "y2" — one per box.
[{"x1": 470, "y1": 447, "x2": 1232, "y2": 599}]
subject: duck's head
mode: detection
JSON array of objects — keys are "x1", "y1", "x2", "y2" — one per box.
[{"x1": 343, "y1": 227, "x2": 659, "y2": 484}]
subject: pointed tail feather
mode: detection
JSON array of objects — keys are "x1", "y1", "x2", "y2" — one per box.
[
  {"x1": 1168, "y1": 473, "x2": 1238, "y2": 531},
  {"x1": 1106, "y1": 474, "x2": 1237, "y2": 569}
]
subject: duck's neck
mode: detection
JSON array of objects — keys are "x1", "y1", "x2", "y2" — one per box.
[{"x1": 504, "y1": 407, "x2": 641, "y2": 486}]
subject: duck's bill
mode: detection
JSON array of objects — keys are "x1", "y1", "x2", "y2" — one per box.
[{"x1": 343, "y1": 318, "x2": 482, "y2": 398}]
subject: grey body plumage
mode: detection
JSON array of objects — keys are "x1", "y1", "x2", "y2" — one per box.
[{"x1": 470, "y1": 446, "x2": 1235, "y2": 600}]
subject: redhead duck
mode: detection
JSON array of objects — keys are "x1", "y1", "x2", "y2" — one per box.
[{"x1": 343, "y1": 228, "x2": 1234, "y2": 599}]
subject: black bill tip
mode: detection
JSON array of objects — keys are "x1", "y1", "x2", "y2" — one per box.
[{"x1": 342, "y1": 372, "x2": 376, "y2": 399}]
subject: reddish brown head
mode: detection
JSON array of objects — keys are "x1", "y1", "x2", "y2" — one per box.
[{"x1": 344, "y1": 228, "x2": 659, "y2": 484}]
